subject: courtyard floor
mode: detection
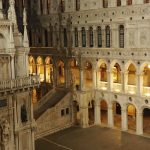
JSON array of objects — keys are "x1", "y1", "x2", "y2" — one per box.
[{"x1": 35, "y1": 126, "x2": 150, "y2": 150}]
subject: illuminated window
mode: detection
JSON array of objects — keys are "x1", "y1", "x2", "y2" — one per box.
[
  {"x1": 106, "y1": 26, "x2": 110, "y2": 47},
  {"x1": 97, "y1": 27, "x2": 102, "y2": 48},
  {"x1": 82, "y1": 27, "x2": 86, "y2": 47},
  {"x1": 119, "y1": 25, "x2": 124, "y2": 48}
]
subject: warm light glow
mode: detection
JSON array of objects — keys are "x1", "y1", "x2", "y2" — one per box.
[
  {"x1": 101, "y1": 87, "x2": 107, "y2": 90},
  {"x1": 148, "y1": 64, "x2": 150, "y2": 69}
]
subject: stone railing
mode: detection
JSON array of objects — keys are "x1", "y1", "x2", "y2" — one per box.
[
  {"x1": 97, "y1": 81, "x2": 108, "y2": 90},
  {"x1": 112, "y1": 83, "x2": 122, "y2": 92},
  {"x1": 0, "y1": 75, "x2": 40, "y2": 92},
  {"x1": 143, "y1": 86, "x2": 150, "y2": 97},
  {"x1": 126, "y1": 85, "x2": 137, "y2": 95}
]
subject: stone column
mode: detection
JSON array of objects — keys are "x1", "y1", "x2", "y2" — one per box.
[
  {"x1": 94, "y1": 103, "x2": 100, "y2": 125},
  {"x1": 136, "y1": 73, "x2": 142, "y2": 96},
  {"x1": 102, "y1": 26, "x2": 106, "y2": 48},
  {"x1": 85, "y1": 27, "x2": 89, "y2": 48},
  {"x1": 64, "y1": 63, "x2": 70, "y2": 88},
  {"x1": 121, "y1": 106, "x2": 128, "y2": 131},
  {"x1": 108, "y1": 103, "x2": 114, "y2": 127},
  {"x1": 107, "y1": 69, "x2": 110, "y2": 90},
  {"x1": 92, "y1": 68, "x2": 97, "y2": 89},
  {"x1": 122, "y1": 0, "x2": 126, "y2": 6},
  {"x1": 81, "y1": 106, "x2": 89, "y2": 128},
  {"x1": 121, "y1": 71, "x2": 124, "y2": 92},
  {"x1": 78, "y1": 27, "x2": 82, "y2": 47},
  {"x1": 111, "y1": 24, "x2": 118, "y2": 48},
  {"x1": 44, "y1": 63, "x2": 46, "y2": 82},
  {"x1": 124, "y1": 71, "x2": 128, "y2": 93},
  {"x1": 11, "y1": 54, "x2": 15, "y2": 79},
  {"x1": 93, "y1": 26, "x2": 98, "y2": 48},
  {"x1": 80, "y1": 68, "x2": 84, "y2": 90},
  {"x1": 136, "y1": 110, "x2": 143, "y2": 135},
  {"x1": 71, "y1": 28, "x2": 75, "y2": 48},
  {"x1": 53, "y1": 62, "x2": 57, "y2": 87}
]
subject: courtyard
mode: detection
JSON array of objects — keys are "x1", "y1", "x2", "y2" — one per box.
[{"x1": 35, "y1": 126, "x2": 150, "y2": 150}]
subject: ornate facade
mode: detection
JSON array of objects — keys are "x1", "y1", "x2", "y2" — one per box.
[
  {"x1": 28, "y1": 0, "x2": 150, "y2": 139},
  {"x1": 0, "y1": 0, "x2": 39, "y2": 150}
]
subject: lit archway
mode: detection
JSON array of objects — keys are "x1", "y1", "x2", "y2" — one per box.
[
  {"x1": 69, "y1": 59, "x2": 80, "y2": 89},
  {"x1": 127, "y1": 104, "x2": 136, "y2": 132},
  {"x1": 37, "y1": 56, "x2": 44, "y2": 82},
  {"x1": 100, "y1": 100, "x2": 108, "y2": 125},
  {"x1": 57, "y1": 60, "x2": 65, "y2": 85},
  {"x1": 29, "y1": 56, "x2": 36, "y2": 75},
  {"x1": 88, "y1": 100, "x2": 95, "y2": 125},
  {"x1": 142, "y1": 64, "x2": 150, "y2": 97},
  {"x1": 45, "y1": 57, "x2": 53, "y2": 83},
  {"x1": 98, "y1": 63, "x2": 107, "y2": 90},
  {"x1": 113, "y1": 101, "x2": 121, "y2": 128},
  {"x1": 127, "y1": 63, "x2": 137, "y2": 94},
  {"x1": 112, "y1": 63, "x2": 121, "y2": 92},
  {"x1": 143, "y1": 107, "x2": 150, "y2": 135},
  {"x1": 84, "y1": 61, "x2": 93, "y2": 89}
]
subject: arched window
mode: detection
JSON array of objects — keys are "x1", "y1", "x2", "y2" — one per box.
[
  {"x1": 117, "y1": 0, "x2": 121, "y2": 6},
  {"x1": 76, "y1": 0, "x2": 80, "y2": 11},
  {"x1": 119, "y1": 25, "x2": 124, "y2": 48},
  {"x1": 82, "y1": 27, "x2": 86, "y2": 47},
  {"x1": 89, "y1": 27, "x2": 93, "y2": 47},
  {"x1": 97, "y1": 27, "x2": 102, "y2": 48},
  {"x1": 106, "y1": 26, "x2": 110, "y2": 48},
  {"x1": 75, "y1": 28, "x2": 78, "y2": 47},
  {"x1": 64, "y1": 28, "x2": 67, "y2": 47},
  {"x1": 103, "y1": 0, "x2": 108, "y2": 8},
  {"x1": 127, "y1": 0, "x2": 132, "y2": 5},
  {"x1": 61, "y1": 0, "x2": 65, "y2": 12},
  {"x1": 144, "y1": 0, "x2": 149, "y2": 3}
]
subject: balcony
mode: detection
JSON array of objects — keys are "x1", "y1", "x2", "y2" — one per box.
[
  {"x1": 0, "y1": 75, "x2": 40, "y2": 93},
  {"x1": 112, "y1": 83, "x2": 122, "y2": 92},
  {"x1": 98, "y1": 81, "x2": 108, "y2": 90}
]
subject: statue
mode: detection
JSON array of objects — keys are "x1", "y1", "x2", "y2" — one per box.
[{"x1": 1, "y1": 119, "x2": 10, "y2": 142}]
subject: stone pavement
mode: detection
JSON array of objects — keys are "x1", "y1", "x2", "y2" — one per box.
[{"x1": 35, "y1": 126, "x2": 150, "y2": 150}]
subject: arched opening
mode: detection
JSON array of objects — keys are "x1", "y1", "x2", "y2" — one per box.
[
  {"x1": 113, "y1": 101, "x2": 121, "y2": 128},
  {"x1": 106, "y1": 26, "x2": 110, "y2": 47},
  {"x1": 127, "y1": 63, "x2": 136, "y2": 94},
  {"x1": 112, "y1": 63, "x2": 122, "y2": 92},
  {"x1": 73, "y1": 101, "x2": 80, "y2": 126},
  {"x1": 88, "y1": 100, "x2": 95, "y2": 125},
  {"x1": 29, "y1": 56, "x2": 36, "y2": 75},
  {"x1": 98, "y1": 63, "x2": 107, "y2": 90},
  {"x1": 142, "y1": 64, "x2": 150, "y2": 96},
  {"x1": 69, "y1": 59, "x2": 80, "y2": 90},
  {"x1": 143, "y1": 108, "x2": 150, "y2": 135},
  {"x1": 45, "y1": 57, "x2": 53, "y2": 83},
  {"x1": 57, "y1": 60, "x2": 65, "y2": 85},
  {"x1": 32, "y1": 88, "x2": 38, "y2": 104},
  {"x1": 37, "y1": 57, "x2": 44, "y2": 82},
  {"x1": 74, "y1": 28, "x2": 78, "y2": 47},
  {"x1": 127, "y1": 104, "x2": 136, "y2": 132},
  {"x1": 84, "y1": 61, "x2": 93, "y2": 89},
  {"x1": 117, "y1": 0, "x2": 121, "y2": 6},
  {"x1": 100, "y1": 100, "x2": 108, "y2": 125}
]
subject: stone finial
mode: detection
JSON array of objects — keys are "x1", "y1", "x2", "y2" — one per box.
[{"x1": 23, "y1": 8, "x2": 29, "y2": 48}]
